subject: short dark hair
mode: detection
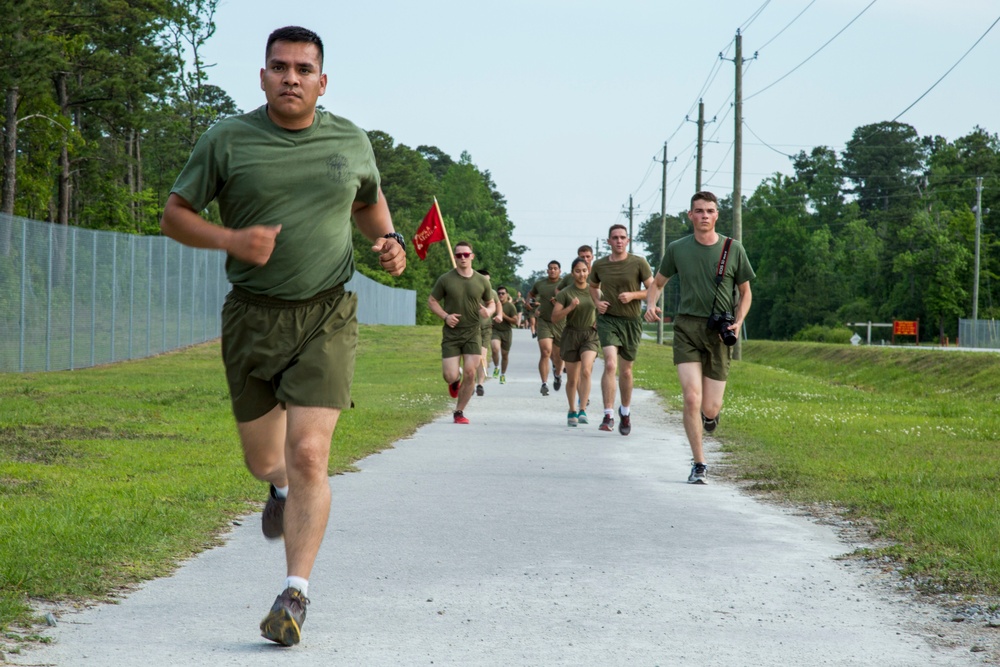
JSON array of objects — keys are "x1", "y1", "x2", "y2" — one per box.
[
  {"x1": 455, "y1": 241, "x2": 472, "y2": 252},
  {"x1": 608, "y1": 224, "x2": 628, "y2": 237},
  {"x1": 548, "y1": 260, "x2": 561, "y2": 269},
  {"x1": 497, "y1": 285, "x2": 508, "y2": 293},
  {"x1": 577, "y1": 245, "x2": 593, "y2": 255},
  {"x1": 266, "y1": 26, "x2": 324, "y2": 66},
  {"x1": 690, "y1": 191, "x2": 719, "y2": 209},
  {"x1": 477, "y1": 268, "x2": 490, "y2": 277}
]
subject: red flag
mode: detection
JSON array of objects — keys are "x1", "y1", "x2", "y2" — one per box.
[{"x1": 413, "y1": 202, "x2": 446, "y2": 260}]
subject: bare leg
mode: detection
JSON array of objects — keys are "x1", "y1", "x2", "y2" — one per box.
[
  {"x1": 456, "y1": 353, "x2": 480, "y2": 412},
  {"x1": 618, "y1": 358, "x2": 634, "y2": 408},
  {"x1": 537, "y1": 338, "x2": 553, "y2": 383},
  {"x1": 564, "y1": 361, "x2": 580, "y2": 412},
  {"x1": 601, "y1": 345, "x2": 619, "y2": 411},
  {"x1": 578, "y1": 350, "x2": 597, "y2": 412}
]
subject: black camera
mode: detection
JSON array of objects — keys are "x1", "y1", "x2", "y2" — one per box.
[{"x1": 707, "y1": 312, "x2": 738, "y2": 346}]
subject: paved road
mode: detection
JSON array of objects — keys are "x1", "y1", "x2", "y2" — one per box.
[{"x1": 12, "y1": 330, "x2": 989, "y2": 666}]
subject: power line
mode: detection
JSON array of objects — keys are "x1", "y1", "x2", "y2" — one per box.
[
  {"x1": 743, "y1": 120, "x2": 795, "y2": 158},
  {"x1": 745, "y1": 0, "x2": 878, "y2": 102},
  {"x1": 756, "y1": 0, "x2": 817, "y2": 52},
  {"x1": 740, "y1": 0, "x2": 772, "y2": 33},
  {"x1": 892, "y1": 13, "x2": 1000, "y2": 122}
]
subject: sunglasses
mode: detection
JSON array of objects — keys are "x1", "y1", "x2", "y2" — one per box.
[{"x1": 455, "y1": 252, "x2": 472, "y2": 259}]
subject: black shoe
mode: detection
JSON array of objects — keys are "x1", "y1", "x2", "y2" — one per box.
[
  {"x1": 702, "y1": 412, "x2": 719, "y2": 433},
  {"x1": 553, "y1": 374, "x2": 562, "y2": 391},
  {"x1": 476, "y1": 384, "x2": 484, "y2": 397},
  {"x1": 260, "y1": 587, "x2": 310, "y2": 646},
  {"x1": 262, "y1": 485, "x2": 285, "y2": 540},
  {"x1": 618, "y1": 407, "x2": 631, "y2": 436},
  {"x1": 599, "y1": 414, "x2": 614, "y2": 432},
  {"x1": 688, "y1": 463, "x2": 708, "y2": 484}
]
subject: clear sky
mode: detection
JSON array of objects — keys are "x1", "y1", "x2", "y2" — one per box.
[{"x1": 201, "y1": 0, "x2": 1000, "y2": 276}]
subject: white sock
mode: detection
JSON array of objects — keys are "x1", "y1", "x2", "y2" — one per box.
[
  {"x1": 285, "y1": 576, "x2": 309, "y2": 596},
  {"x1": 273, "y1": 485, "x2": 289, "y2": 499},
  {"x1": 620, "y1": 406, "x2": 630, "y2": 416},
  {"x1": 605, "y1": 409, "x2": 613, "y2": 417}
]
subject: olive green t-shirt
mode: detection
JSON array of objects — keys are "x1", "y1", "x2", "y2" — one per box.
[
  {"x1": 170, "y1": 105, "x2": 380, "y2": 300},
  {"x1": 493, "y1": 301, "x2": 518, "y2": 333},
  {"x1": 529, "y1": 278, "x2": 561, "y2": 322},
  {"x1": 555, "y1": 284, "x2": 596, "y2": 330},
  {"x1": 659, "y1": 234, "x2": 755, "y2": 317},
  {"x1": 430, "y1": 269, "x2": 493, "y2": 330},
  {"x1": 480, "y1": 288, "x2": 499, "y2": 327},
  {"x1": 588, "y1": 254, "x2": 653, "y2": 319}
]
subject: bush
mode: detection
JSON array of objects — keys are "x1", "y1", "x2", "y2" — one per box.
[{"x1": 792, "y1": 324, "x2": 854, "y2": 344}]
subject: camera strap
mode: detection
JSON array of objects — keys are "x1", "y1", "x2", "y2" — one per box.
[{"x1": 708, "y1": 237, "x2": 733, "y2": 317}]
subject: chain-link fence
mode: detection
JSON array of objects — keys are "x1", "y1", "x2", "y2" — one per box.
[
  {"x1": 0, "y1": 214, "x2": 415, "y2": 373},
  {"x1": 958, "y1": 318, "x2": 1000, "y2": 349}
]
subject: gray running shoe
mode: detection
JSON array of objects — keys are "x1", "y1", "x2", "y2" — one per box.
[
  {"x1": 261, "y1": 484, "x2": 285, "y2": 540},
  {"x1": 260, "y1": 587, "x2": 309, "y2": 646},
  {"x1": 540, "y1": 383, "x2": 549, "y2": 396},
  {"x1": 688, "y1": 463, "x2": 708, "y2": 484},
  {"x1": 476, "y1": 384, "x2": 485, "y2": 397},
  {"x1": 618, "y1": 408, "x2": 631, "y2": 436}
]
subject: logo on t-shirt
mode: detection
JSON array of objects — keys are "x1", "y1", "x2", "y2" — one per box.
[{"x1": 326, "y1": 154, "x2": 349, "y2": 183}]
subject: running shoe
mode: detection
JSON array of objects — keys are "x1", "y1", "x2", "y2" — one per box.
[
  {"x1": 553, "y1": 374, "x2": 562, "y2": 391},
  {"x1": 448, "y1": 380, "x2": 460, "y2": 399},
  {"x1": 540, "y1": 383, "x2": 549, "y2": 396},
  {"x1": 260, "y1": 587, "x2": 310, "y2": 647},
  {"x1": 688, "y1": 463, "x2": 708, "y2": 485},
  {"x1": 476, "y1": 384, "x2": 485, "y2": 397},
  {"x1": 493, "y1": 367, "x2": 500, "y2": 378},
  {"x1": 577, "y1": 410, "x2": 588, "y2": 424},
  {"x1": 599, "y1": 414, "x2": 614, "y2": 432},
  {"x1": 261, "y1": 484, "x2": 285, "y2": 540},
  {"x1": 453, "y1": 410, "x2": 470, "y2": 424},
  {"x1": 702, "y1": 412, "x2": 719, "y2": 433},
  {"x1": 499, "y1": 375, "x2": 506, "y2": 384},
  {"x1": 567, "y1": 411, "x2": 578, "y2": 427},
  {"x1": 618, "y1": 407, "x2": 631, "y2": 436}
]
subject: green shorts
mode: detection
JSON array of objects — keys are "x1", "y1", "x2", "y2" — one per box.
[
  {"x1": 491, "y1": 328, "x2": 513, "y2": 352},
  {"x1": 442, "y1": 325, "x2": 482, "y2": 358},
  {"x1": 560, "y1": 326, "x2": 600, "y2": 363},
  {"x1": 221, "y1": 285, "x2": 358, "y2": 423},
  {"x1": 596, "y1": 314, "x2": 642, "y2": 361},
  {"x1": 536, "y1": 318, "x2": 564, "y2": 346},
  {"x1": 672, "y1": 314, "x2": 732, "y2": 381}
]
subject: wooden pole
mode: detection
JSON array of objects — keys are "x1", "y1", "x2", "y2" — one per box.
[{"x1": 434, "y1": 197, "x2": 456, "y2": 269}]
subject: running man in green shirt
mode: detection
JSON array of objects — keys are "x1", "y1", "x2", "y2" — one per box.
[
  {"x1": 428, "y1": 241, "x2": 495, "y2": 424},
  {"x1": 529, "y1": 261, "x2": 565, "y2": 396},
  {"x1": 589, "y1": 224, "x2": 654, "y2": 436},
  {"x1": 490, "y1": 286, "x2": 521, "y2": 383},
  {"x1": 646, "y1": 191, "x2": 754, "y2": 484},
  {"x1": 160, "y1": 26, "x2": 406, "y2": 646}
]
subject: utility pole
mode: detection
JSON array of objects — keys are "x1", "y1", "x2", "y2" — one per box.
[
  {"x1": 624, "y1": 195, "x2": 635, "y2": 253},
  {"x1": 658, "y1": 143, "x2": 667, "y2": 344},
  {"x1": 685, "y1": 99, "x2": 716, "y2": 193},
  {"x1": 733, "y1": 29, "x2": 744, "y2": 245},
  {"x1": 973, "y1": 176, "x2": 983, "y2": 345}
]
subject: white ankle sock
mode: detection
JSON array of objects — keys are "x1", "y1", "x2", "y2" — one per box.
[
  {"x1": 285, "y1": 576, "x2": 309, "y2": 596},
  {"x1": 273, "y1": 485, "x2": 289, "y2": 499},
  {"x1": 619, "y1": 406, "x2": 630, "y2": 416},
  {"x1": 605, "y1": 409, "x2": 613, "y2": 417}
]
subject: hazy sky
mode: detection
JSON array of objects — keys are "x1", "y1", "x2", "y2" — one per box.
[{"x1": 200, "y1": 0, "x2": 1000, "y2": 276}]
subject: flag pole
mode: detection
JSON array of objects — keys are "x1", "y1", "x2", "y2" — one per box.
[{"x1": 434, "y1": 197, "x2": 456, "y2": 269}]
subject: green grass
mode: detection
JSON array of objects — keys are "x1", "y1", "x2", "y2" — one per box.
[
  {"x1": 0, "y1": 325, "x2": 447, "y2": 632},
  {"x1": 634, "y1": 340, "x2": 1000, "y2": 593}
]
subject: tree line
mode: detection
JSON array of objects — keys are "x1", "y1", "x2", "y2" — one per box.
[
  {"x1": 638, "y1": 121, "x2": 1000, "y2": 343},
  {"x1": 4, "y1": 2, "x2": 997, "y2": 338}
]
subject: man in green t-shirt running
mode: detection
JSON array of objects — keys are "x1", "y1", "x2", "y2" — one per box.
[
  {"x1": 490, "y1": 286, "x2": 520, "y2": 383},
  {"x1": 589, "y1": 225, "x2": 654, "y2": 436},
  {"x1": 160, "y1": 26, "x2": 406, "y2": 647},
  {"x1": 529, "y1": 261, "x2": 565, "y2": 396},
  {"x1": 428, "y1": 242, "x2": 495, "y2": 424},
  {"x1": 645, "y1": 191, "x2": 755, "y2": 485}
]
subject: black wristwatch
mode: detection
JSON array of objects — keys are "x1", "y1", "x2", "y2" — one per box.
[{"x1": 382, "y1": 232, "x2": 406, "y2": 250}]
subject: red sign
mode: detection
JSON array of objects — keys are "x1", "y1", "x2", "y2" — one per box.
[{"x1": 893, "y1": 320, "x2": 918, "y2": 336}]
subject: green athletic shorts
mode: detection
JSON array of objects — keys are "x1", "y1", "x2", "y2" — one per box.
[
  {"x1": 596, "y1": 314, "x2": 642, "y2": 361},
  {"x1": 672, "y1": 314, "x2": 732, "y2": 381},
  {"x1": 536, "y1": 318, "x2": 564, "y2": 346},
  {"x1": 442, "y1": 325, "x2": 482, "y2": 358},
  {"x1": 560, "y1": 326, "x2": 600, "y2": 363},
  {"x1": 221, "y1": 285, "x2": 358, "y2": 423},
  {"x1": 491, "y1": 328, "x2": 513, "y2": 352}
]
